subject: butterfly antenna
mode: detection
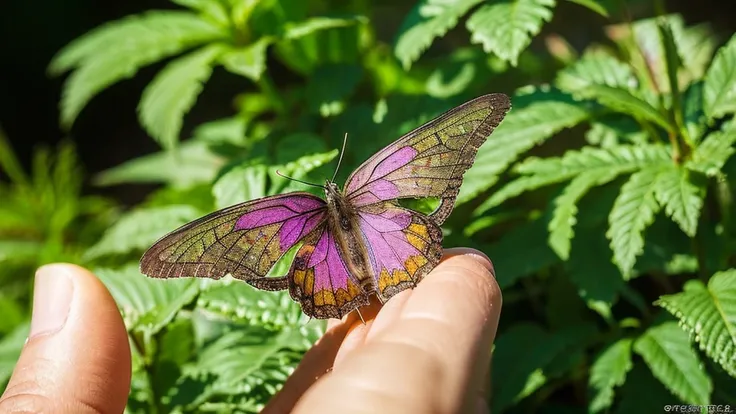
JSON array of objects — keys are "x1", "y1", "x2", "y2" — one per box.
[
  {"x1": 331, "y1": 132, "x2": 349, "y2": 183},
  {"x1": 275, "y1": 170, "x2": 325, "y2": 189}
]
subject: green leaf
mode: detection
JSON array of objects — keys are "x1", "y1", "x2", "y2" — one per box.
[
  {"x1": 588, "y1": 338, "x2": 634, "y2": 413},
  {"x1": 466, "y1": 0, "x2": 555, "y2": 66},
  {"x1": 485, "y1": 217, "x2": 559, "y2": 289},
  {"x1": 659, "y1": 19, "x2": 685, "y2": 138},
  {"x1": 220, "y1": 38, "x2": 272, "y2": 81},
  {"x1": 95, "y1": 265, "x2": 200, "y2": 335},
  {"x1": 93, "y1": 141, "x2": 224, "y2": 187},
  {"x1": 492, "y1": 323, "x2": 592, "y2": 412},
  {"x1": 683, "y1": 81, "x2": 706, "y2": 143},
  {"x1": 0, "y1": 240, "x2": 42, "y2": 265},
  {"x1": 585, "y1": 115, "x2": 648, "y2": 148},
  {"x1": 633, "y1": 321, "x2": 713, "y2": 405},
  {"x1": 49, "y1": 11, "x2": 226, "y2": 127},
  {"x1": 656, "y1": 270, "x2": 736, "y2": 377},
  {"x1": 212, "y1": 163, "x2": 268, "y2": 209},
  {"x1": 565, "y1": 0, "x2": 609, "y2": 17},
  {"x1": 653, "y1": 166, "x2": 705, "y2": 237},
  {"x1": 282, "y1": 15, "x2": 366, "y2": 40},
  {"x1": 478, "y1": 144, "x2": 670, "y2": 213},
  {"x1": 555, "y1": 49, "x2": 635, "y2": 94},
  {"x1": 0, "y1": 321, "x2": 28, "y2": 385},
  {"x1": 172, "y1": 0, "x2": 230, "y2": 26},
  {"x1": 270, "y1": 149, "x2": 338, "y2": 195},
  {"x1": 84, "y1": 205, "x2": 203, "y2": 260},
  {"x1": 704, "y1": 34, "x2": 736, "y2": 120},
  {"x1": 582, "y1": 85, "x2": 674, "y2": 132},
  {"x1": 607, "y1": 166, "x2": 665, "y2": 276},
  {"x1": 687, "y1": 125, "x2": 736, "y2": 176},
  {"x1": 615, "y1": 362, "x2": 678, "y2": 414},
  {"x1": 138, "y1": 44, "x2": 226, "y2": 149},
  {"x1": 548, "y1": 169, "x2": 621, "y2": 259},
  {"x1": 230, "y1": 0, "x2": 262, "y2": 29},
  {"x1": 460, "y1": 90, "x2": 591, "y2": 205},
  {"x1": 305, "y1": 64, "x2": 363, "y2": 117},
  {"x1": 393, "y1": 0, "x2": 485, "y2": 70}
]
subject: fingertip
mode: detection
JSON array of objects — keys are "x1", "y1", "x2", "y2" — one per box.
[
  {"x1": 1, "y1": 263, "x2": 131, "y2": 413},
  {"x1": 442, "y1": 247, "x2": 495, "y2": 278}
]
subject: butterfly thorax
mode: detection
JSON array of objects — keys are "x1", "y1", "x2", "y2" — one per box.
[{"x1": 324, "y1": 181, "x2": 375, "y2": 291}]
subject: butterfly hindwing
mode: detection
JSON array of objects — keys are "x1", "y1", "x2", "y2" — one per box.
[
  {"x1": 356, "y1": 201, "x2": 443, "y2": 301},
  {"x1": 140, "y1": 193, "x2": 326, "y2": 285},
  {"x1": 287, "y1": 224, "x2": 370, "y2": 319},
  {"x1": 344, "y1": 93, "x2": 511, "y2": 224}
]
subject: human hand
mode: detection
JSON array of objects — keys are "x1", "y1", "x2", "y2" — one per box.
[
  {"x1": 0, "y1": 264, "x2": 131, "y2": 413},
  {"x1": 264, "y1": 247, "x2": 502, "y2": 414},
  {"x1": 0, "y1": 248, "x2": 501, "y2": 413}
]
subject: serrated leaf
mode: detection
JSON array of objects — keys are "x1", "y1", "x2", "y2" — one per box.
[
  {"x1": 687, "y1": 126, "x2": 736, "y2": 176},
  {"x1": 704, "y1": 34, "x2": 736, "y2": 120},
  {"x1": 656, "y1": 270, "x2": 736, "y2": 377},
  {"x1": 466, "y1": 0, "x2": 555, "y2": 66},
  {"x1": 615, "y1": 362, "x2": 678, "y2": 414},
  {"x1": 588, "y1": 338, "x2": 633, "y2": 413},
  {"x1": 305, "y1": 64, "x2": 363, "y2": 117},
  {"x1": 607, "y1": 166, "x2": 665, "y2": 276},
  {"x1": 556, "y1": 49, "x2": 635, "y2": 94},
  {"x1": 633, "y1": 321, "x2": 713, "y2": 405},
  {"x1": 139, "y1": 44, "x2": 226, "y2": 149},
  {"x1": 653, "y1": 166, "x2": 705, "y2": 237},
  {"x1": 95, "y1": 265, "x2": 200, "y2": 335},
  {"x1": 93, "y1": 141, "x2": 224, "y2": 187},
  {"x1": 84, "y1": 205, "x2": 203, "y2": 260},
  {"x1": 582, "y1": 85, "x2": 674, "y2": 132},
  {"x1": 683, "y1": 81, "x2": 706, "y2": 143},
  {"x1": 585, "y1": 115, "x2": 648, "y2": 148},
  {"x1": 50, "y1": 11, "x2": 226, "y2": 127},
  {"x1": 230, "y1": 0, "x2": 262, "y2": 29},
  {"x1": 212, "y1": 163, "x2": 268, "y2": 209},
  {"x1": 478, "y1": 144, "x2": 670, "y2": 213},
  {"x1": 548, "y1": 169, "x2": 621, "y2": 259},
  {"x1": 0, "y1": 321, "x2": 29, "y2": 385},
  {"x1": 567, "y1": 226, "x2": 624, "y2": 306},
  {"x1": 393, "y1": 0, "x2": 485, "y2": 70},
  {"x1": 659, "y1": 19, "x2": 685, "y2": 135},
  {"x1": 193, "y1": 116, "x2": 248, "y2": 146},
  {"x1": 459, "y1": 90, "x2": 591, "y2": 204},
  {"x1": 282, "y1": 15, "x2": 366, "y2": 40},
  {"x1": 565, "y1": 0, "x2": 609, "y2": 17},
  {"x1": 220, "y1": 38, "x2": 272, "y2": 81}
]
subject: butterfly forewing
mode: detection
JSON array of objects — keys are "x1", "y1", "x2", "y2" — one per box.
[
  {"x1": 140, "y1": 193, "x2": 326, "y2": 282},
  {"x1": 345, "y1": 93, "x2": 511, "y2": 224}
]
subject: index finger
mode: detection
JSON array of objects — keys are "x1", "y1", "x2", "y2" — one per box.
[{"x1": 294, "y1": 248, "x2": 502, "y2": 413}]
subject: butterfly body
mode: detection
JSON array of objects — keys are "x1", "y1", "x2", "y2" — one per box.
[{"x1": 141, "y1": 93, "x2": 511, "y2": 319}]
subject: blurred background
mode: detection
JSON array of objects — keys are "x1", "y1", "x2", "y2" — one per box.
[{"x1": 2, "y1": 0, "x2": 736, "y2": 413}]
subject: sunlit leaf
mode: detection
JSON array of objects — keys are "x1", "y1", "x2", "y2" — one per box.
[
  {"x1": 653, "y1": 166, "x2": 705, "y2": 237},
  {"x1": 138, "y1": 44, "x2": 226, "y2": 149},
  {"x1": 589, "y1": 338, "x2": 633, "y2": 413},
  {"x1": 466, "y1": 0, "x2": 555, "y2": 66},
  {"x1": 704, "y1": 34, "x2": 736, "y2": 120},
  {"x1": 656, "y1": 270, "x2": 736, "y2": 377},
  {"x1": 220, "y1": 38, "x2": 272, "y2": 81}
]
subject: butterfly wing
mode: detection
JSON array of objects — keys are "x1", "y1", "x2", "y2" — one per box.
[
  {"x1": 286, "y1": 223, "x2": 370, "y2": 319},
  {"x1": 355, "y1": 201, "x2": 443, "y2": 301},
  {"x1": 344, "y1": 93, "x2": 510, "y2": 224},
  {"x1": 140, "y1": 193, "x2": 327, "y2": 288}
]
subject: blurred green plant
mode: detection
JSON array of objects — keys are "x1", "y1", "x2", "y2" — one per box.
[{"x1": 2, "y1": 0, "x2": 735, "y2": 412}]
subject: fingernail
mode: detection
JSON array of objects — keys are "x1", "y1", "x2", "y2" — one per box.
[{"x1": 30, "y1": 264, "x2": 74, "y2": 338}]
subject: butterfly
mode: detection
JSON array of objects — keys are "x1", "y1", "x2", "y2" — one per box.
[{"x1": 140, "y1": 93, "x2": 511, "y2": 319}]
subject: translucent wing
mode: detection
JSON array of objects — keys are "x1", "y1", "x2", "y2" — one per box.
[
  {"x1": 356, "y1": 201, "x2": 443, "y2": 301},
  {"x1": 287, "y1": 224, "x2": 370, "y2": 319},
  {"x1": 140, "y1": 193, "x2": 326, "y2": 287},
  {"x1": 344, "y1": 93, "x2": 510, "y2": 224}
]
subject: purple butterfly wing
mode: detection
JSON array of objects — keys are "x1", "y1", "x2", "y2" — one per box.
[
  {"x1": 140, "y1": 193, "x2": 326, "y2": 289},
  {"x1": 356, "y1": 201, "x2": 443, "y2": 301},
  {"x1": 344, "y1": 93, "x2": 510, "y2": 224},
  {"x1": 286, "y1": 224, "x2": 370, "y2": 319}
]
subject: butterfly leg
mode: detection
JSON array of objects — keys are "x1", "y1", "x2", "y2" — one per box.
[
  {"x1": 247, "y1": 277, "x2": 288, "y2": 291},
  {"x1": 355, "y1": 308, "x2": 366, "y2": 325}
]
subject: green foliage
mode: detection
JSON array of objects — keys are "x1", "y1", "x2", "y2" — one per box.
[
  {"x1": 657, "y1": 270, "x2": 736, "y2": 377},
  {"x1": 634, "y1": 321, "x2": 713, "y2": 405},
  {"x1": 3, "y1": 0, "x2": 732, "y2": 412}
]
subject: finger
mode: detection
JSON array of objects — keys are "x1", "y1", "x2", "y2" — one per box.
[
  {"x1": 0, "y1": 264, "x2": 131, "y2": 413},
  {"x1": 294, "y1": 248, "x2": 502, "y2": 413}
]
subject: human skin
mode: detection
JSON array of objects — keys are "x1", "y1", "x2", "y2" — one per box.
[{"x1": 0, "y1": 248, "x2": 502, "y2": 413}]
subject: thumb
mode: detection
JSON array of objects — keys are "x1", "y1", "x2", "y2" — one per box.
[{"x1": 0, "y1": 264, "x2": 131, "y2": 413}]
